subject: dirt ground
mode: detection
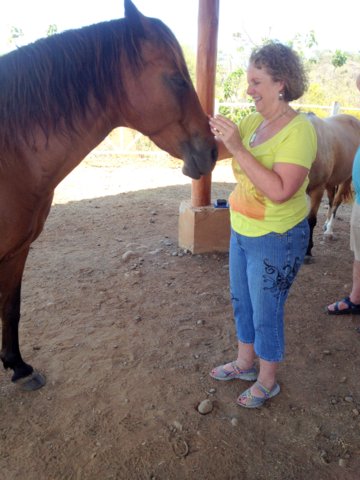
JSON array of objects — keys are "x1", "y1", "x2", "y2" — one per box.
[{"x1": 1, "y1": 154, "x2": 360, "y2": 480}]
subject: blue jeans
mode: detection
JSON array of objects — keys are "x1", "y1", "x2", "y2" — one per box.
[{"x1": 229, "y1": 219, "x2": 309, "y2": 362}]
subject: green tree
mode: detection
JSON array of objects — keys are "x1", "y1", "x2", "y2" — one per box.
[
  {"x1": 223, "y1": 68, "x2": 244, "y2": 101},
  {"x1": 331, "y1": 50, "x2": 348, "y2": 69}
]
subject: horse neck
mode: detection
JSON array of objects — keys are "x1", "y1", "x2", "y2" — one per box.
[{"x1": 19, "y1": 104, "x2": 121, "y2": 194}]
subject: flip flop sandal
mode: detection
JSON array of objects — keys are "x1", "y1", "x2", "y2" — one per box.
[
  {"x1": 210, "y1": 361, "x2": 258, "y2": 381},
  {"x1": 236, "y1": 381, "x2": 281, "y2": 408},
  {"x1": 326, "y1": 296, "x2": 360, "y2": 315}
]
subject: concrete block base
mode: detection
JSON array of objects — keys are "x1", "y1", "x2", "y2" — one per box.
[{"x1": 178, "y1": 200, "x2": 230, "y2": 254}]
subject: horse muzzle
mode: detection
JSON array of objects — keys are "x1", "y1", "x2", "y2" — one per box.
[{"x1": 181, "y1": 139, "x2": 218, "y2": 180}]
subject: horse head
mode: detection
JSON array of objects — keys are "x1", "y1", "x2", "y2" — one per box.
[{"x1": 120, "y1": 0, "x2": 218, "y2": 179}]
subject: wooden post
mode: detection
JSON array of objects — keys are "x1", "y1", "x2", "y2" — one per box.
[
  {"x1": 178, "y1": 0, "x2": 229, "y2": 254},
  {"x1": 191, "y1": 0, "x2": 219, "y2": 207}
]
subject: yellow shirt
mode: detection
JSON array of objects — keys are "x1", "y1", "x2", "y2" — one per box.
[{"x1": 229, "y1": 112, "x2": 317, "y2": 236}]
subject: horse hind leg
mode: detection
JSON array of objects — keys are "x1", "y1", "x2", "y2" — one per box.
[
  {"x1": 324, "y1": 179, "x2": 353, "y2": 238},
  {"x1": 305, "y1": 186, "x2": 324, "y2": 263},
  {"x1": 305, "y1": 214, "x2": 316, "y2": 263},
  {"x1": 0, "y1": 249, "x2": 46, "y2": 390}
]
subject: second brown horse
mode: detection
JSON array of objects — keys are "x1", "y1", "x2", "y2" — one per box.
[{"x1": 306, "y1": 113, "x2": 360, "y2": 262}]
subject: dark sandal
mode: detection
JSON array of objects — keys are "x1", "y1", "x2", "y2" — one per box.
[{"x1": 326, "y1": 296, "x2": 360, "y2": 315}]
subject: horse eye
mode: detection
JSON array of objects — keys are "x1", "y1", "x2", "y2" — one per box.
[{"x1": 170, "y1": 75, "x2": 189, "y2": 90}]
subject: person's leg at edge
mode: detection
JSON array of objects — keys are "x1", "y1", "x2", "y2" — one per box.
[
  {"x1": 327, "y1": 204, "x2": 360, "y2": 312},
  {"x1": 350, "y1": 259, "x2": 360, "y2": 303},
  {"x1": 327, "y1": 260, "x2": 360, "y2": 311},
  {"x1": 347, "y1": 202, "x2": 360, "y2": 304}
]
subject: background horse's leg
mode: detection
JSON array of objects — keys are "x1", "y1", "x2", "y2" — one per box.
[
  {"x1": 323, "y1": 186, "x2": 336, "y2": 236},
  {"x1": 0, "y1": 248, "x2": 45, "y2": 390},
  {"x1": 324, "y1": 179, "x2": 353, "y2": 237},
  {"x1": 305, "y1": 186, "x2": 324, "y2": 263}
]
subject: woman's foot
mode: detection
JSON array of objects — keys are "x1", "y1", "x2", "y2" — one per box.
[
  {"x1": 326, "y1": 296, "x2": 360, "y2": 315},
  {"x1": 210, "y1": 360, "x2": 258, "y2": 381},
  {"x1": 236, "y1": 381, "x2": 280, "y2": 408}
]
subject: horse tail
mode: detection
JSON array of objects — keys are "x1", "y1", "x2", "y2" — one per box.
[
  {"x1": 342, "y1": 182, "x2": 354, "y2": 204},
  {"x1": 336, "y1": 179, "x2": 354, "y2": 205}
]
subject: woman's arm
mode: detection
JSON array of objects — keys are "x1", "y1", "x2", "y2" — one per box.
[
  {"x1": 209, "y1": 114, "x2": 309, "y2": 203},
  {"x1": 234, "y1": 152, "x2": 309, "y2": 203}
]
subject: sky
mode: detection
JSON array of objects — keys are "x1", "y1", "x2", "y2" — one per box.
[{"x1": 0, "y1": 0, "x2": 359, "y2": 55}]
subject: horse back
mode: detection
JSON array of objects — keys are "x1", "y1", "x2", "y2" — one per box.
[
  {"x1": 309, "y1": 113, "x2": 360, "y2": 190},
  {"x1": 325, "y1": 114, "x2": 360, "y2": 183}
]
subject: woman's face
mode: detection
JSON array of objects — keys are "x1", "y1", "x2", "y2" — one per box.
[{"x1": 246, "y1": 62, "x2": 285, "y2": 115}]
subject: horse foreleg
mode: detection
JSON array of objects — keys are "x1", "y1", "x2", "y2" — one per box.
[{"x1": 0, "y1": 249, "x2": 45, "y2": 390}]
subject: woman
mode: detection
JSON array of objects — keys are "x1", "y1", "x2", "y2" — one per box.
[{"x1": 209, "y1": 41, "x2": 317, "y2": 408}]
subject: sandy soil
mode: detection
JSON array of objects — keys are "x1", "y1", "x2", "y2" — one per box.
[{"x1": 1, "y1": 154, "x2": 359, "y2": 480}]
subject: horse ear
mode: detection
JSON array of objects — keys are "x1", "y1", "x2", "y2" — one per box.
[
  {"x1": 124, "y1": 0, "x2": 145, "y2": 21},
  {"x1": 124, "y1": 0, "x2": 147, "y2": 35}
]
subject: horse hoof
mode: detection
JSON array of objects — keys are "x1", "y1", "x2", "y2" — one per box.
[
  {"x1": 304, "y1": 255, "x2": 315, "y2": 265},
  {"x1": 14, "y1": 371, "x2": 46, "y2": 391}
]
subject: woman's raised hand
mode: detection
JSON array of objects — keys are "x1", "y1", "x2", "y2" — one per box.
[{"x1": 209, "y1": 114, "x2": 244, "y2": 156}]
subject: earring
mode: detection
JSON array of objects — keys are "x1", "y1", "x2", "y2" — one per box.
[{"x1": 279, "y1": 92, "x2": 284, "y2": 100}]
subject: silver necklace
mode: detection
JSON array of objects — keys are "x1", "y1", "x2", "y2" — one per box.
[{"x1": 249, "y1": 109, "x2": 290, "y2": 146}]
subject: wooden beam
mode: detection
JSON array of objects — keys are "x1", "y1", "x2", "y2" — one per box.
[{"x1": 191, "y1": 0, "x2": 219, "y2": 207}]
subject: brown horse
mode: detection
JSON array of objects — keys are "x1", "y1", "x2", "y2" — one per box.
[
  {"x1": 305, "y1": 113, "x2": 360, "y2": 262},
  {"x1": 0, "y1": 0, "x2": 217, "y2": 390}
]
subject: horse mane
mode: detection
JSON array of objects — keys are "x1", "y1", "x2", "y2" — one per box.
[{"x1": 0, "y1": 15, "x2": 188, "y2": 153}]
